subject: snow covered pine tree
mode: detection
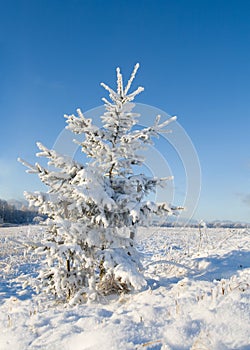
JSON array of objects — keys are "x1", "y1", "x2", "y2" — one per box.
[{"x1": 19, "y1": 64, "x2": 180, "y2": 304}]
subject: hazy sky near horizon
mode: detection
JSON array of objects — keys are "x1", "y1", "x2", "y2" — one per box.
[{"x1": 0, "y1": 0, "x2": 250, "y2": 222}]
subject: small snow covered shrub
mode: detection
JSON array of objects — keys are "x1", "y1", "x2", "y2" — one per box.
[{"x1": 19, "y1": 64, "x2": 180, "y2": 303}]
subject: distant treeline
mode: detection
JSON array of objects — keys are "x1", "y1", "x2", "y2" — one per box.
[
  {"x1": 0, "y1": 199, "x2": 40, "y2": 225},
  {"x1": 162, "y1": 221, "x2": 249, "y2": 229}
]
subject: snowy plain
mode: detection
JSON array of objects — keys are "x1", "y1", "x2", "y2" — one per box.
[{"x1": 0, "y1": 225, "x2": 249, "y2": 350}]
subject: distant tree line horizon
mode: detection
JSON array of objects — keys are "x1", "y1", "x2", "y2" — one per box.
[
  {"x1": 0, "y1": 197, "x2": 248, "y2": 228},
  {"x1": 0, "y1": 198, "x2": 41, "y2": 225},
  {"x1": 162, "y1": 221, "x2": 249, "y2": 229}
]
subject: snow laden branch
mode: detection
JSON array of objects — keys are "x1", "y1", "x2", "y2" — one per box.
[
  {"x1": 19, "y1": 63, "x2": 182, "y2": 304},
  {"x1": 100, "y1": 63, "x2": 144, "y2": 106}
]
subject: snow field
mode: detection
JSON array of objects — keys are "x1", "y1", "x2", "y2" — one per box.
[{"x1": 0, "y1": 225, "x2": 249, "y2": 349}]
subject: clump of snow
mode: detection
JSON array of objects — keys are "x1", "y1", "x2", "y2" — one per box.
[{"x1": 0, "y1": 225, "x2": 249, "y2": 349}]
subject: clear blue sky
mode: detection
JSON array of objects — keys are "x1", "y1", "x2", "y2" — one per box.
[{"x1": 0, "y1": 0, "x2": 250, "y2": 222}]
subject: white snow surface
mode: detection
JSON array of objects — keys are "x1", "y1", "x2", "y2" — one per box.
[{"x1": 0, "y1": 225, "x2": 249, "y2": 350}]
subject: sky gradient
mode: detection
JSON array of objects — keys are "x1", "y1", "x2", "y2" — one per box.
[{"x1": 1, "y1": 0, "x2": 250, "y2": 222}]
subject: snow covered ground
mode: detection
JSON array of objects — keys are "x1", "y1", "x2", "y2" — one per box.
[{"x1": 0, "y1": 225, "x2": 249, "y2": 350}]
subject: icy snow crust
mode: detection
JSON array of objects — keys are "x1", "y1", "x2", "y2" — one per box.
[{"x1": 0, "y1": 225, "x2": 249, "y2": 350}]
